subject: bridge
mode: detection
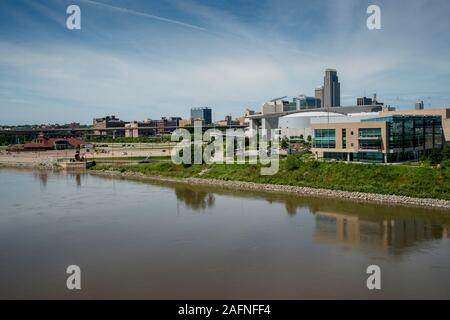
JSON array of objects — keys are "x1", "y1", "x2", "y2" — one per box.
[{"x1": 0, "y1": 124, "x2": 249, "y2": 136}]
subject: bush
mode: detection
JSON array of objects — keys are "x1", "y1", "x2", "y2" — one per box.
[
  {"x1": 443, "y1": 146, "x2": 450, "y2": 160},
  {"x1": 422, "y1": 146, "x2": 450, "y2": 166},
  {"x1": 312, "y1": 160, "x2": 320, "y2": 168},
  {"x1": 429, "y1": 149, "x2": 443, "y2": 165},
  {"x1": 440, "y1": 159, "x2": 450, "y2": 169},
  {"x1": 286, "y1": 155, "x2": 299, "y2": 170}
]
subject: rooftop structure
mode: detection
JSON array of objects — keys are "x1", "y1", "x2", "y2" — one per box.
[{"x1": 278, "y1": 111, "x2": 342, "y2": 139}]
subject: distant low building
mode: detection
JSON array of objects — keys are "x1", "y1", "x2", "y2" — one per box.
[
  {"x1": 262, "y1": 99, "x2": 287, "y2": 114},
  {"x1": 66, "y1": 122, "x2": 81, "y2": 129},
  {"x1": 216, "y1": 115, "x2": 240, "y2": 127},
  {"x1": 23, "y1": 134, "x2": 87, "y2": 150},
  {"x1": 179, "y1": 118, "x2": 193, "y2": 127},
  {"x1": 236, "y1": 109, "x2": 256, "y2": 125},
  {"x1": 357, "y1": 94, "x2": 383, "y2": 106},
  {"x1": 93, "y1": 115, "x2": 127, "y2": 136},
  {"x1": 357, "y1": 97, "x2": 373, "y2": 106},
  {"x1": 315, "y1": 86, "x2": 324, "y2": 106},
  {"x1": 160, "y1": 117, "x2": 181, "y2": 133},
  {"x1": 124, "y1": 117, "x2": 181, "y2": 137},
  {"x1": 125, "y1": 121, "x2": 155, "y2": 138},
  {"x1": 415, "y1": 100, "x2": 424, "y2": 110}
]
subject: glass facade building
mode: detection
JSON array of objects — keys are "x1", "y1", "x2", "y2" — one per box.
[
  {"x1": 285, "y1": 96, "x2": 322, "y2": 111},
  {"x1": 312, "y1": 115, "x2": 444, "y2": 163},
  {"x1": 361, "y1": 115, "x2": 443, "y2": 162},
  {"x1": 190, "y1": 107, "x2": 212, "y2": 125},
  {"x1": 297, "y1": 95, "x2": 321, "y2": 109}
]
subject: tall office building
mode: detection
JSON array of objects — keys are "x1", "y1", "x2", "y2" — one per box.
[
  {"x1": 190, "y1": 107, "x2": 212, "y2": 125},
  {"x1": 323, "y1": 69, "x2": 340, "y2": 108}
]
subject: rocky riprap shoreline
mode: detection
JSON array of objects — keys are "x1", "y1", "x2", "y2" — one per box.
[
  {"x1": 0, "y1": 156, "x2": 59, "y2": 169},
  {"x1": 90, "y1": 170, "x2": 450, "y2": 210}
]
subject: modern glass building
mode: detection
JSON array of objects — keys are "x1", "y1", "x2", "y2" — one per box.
[
  {"x1": 361, "y1": 115, "x2": 443, "y2": 162},
  {"x1": 311, "y1": 115, "x2": 444, "y2": 163},
  {"x1": 297, "y1": 95, "x2": 321, "y2": 109},
  {"x1": 190, "y1": 107, "x2": 212, "y2": 125},
  {"x1": 285, "y1": 95, "x2": 322, "y2": 111}
]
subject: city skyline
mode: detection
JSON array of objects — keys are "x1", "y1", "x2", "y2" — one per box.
[{"x1": 1, "y1": 0, "x2": 450, "y2": 125}]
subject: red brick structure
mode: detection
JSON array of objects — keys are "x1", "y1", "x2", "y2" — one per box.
[{"x1": 23, "y1": 134, "x2": 87, "y2": 150}]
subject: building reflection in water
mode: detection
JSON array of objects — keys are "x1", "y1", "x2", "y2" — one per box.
[
  {"x1": 33, "y1": 171, "x2": 48, "y2": 188},
  {"x1": 174, "y1": 186, "x2": 215, "y2": 210},
  {"x1": 314, "y1": 211, "x2": 449, "y2": 253},
  {"x1": 75, "y1": 174, "x2": 81, "y2": 188}
]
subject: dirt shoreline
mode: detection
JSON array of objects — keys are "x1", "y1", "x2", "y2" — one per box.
[{"x1": 89, "y1": 169, "x2": 450, "y2": 210}]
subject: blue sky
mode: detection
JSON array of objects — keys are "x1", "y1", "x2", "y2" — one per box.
[{"x1": 1, "y1": 0, "x2": 450, "y2": 125}]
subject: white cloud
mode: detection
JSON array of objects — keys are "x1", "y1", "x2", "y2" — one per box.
[{"x1": 1, "y1": 0, "x2": 450, "y2": 124}]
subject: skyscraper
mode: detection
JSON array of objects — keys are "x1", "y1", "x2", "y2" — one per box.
[{"x1": 323, "y1": 69, "x2": 340, "y2": 108}]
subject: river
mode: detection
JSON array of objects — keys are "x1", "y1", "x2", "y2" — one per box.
[{"x1": 0, "y1": 168, "x2": 449, "y2": 299}]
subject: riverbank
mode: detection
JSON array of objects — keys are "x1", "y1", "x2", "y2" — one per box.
[
  {"x1": 0, "y1": 154, "x2": 59, "y2": 168},
  {"x1": 3, "y1": 155, "x2": 449, "y2": 209},
  {"x1": 89, "y1": 168, "x2": 450, "y2": 209},
  {"x1": 90, "y1": 159, "x2": 450, "y2": 199},
  {"x1": 0, "y1": 150, "x2": 171, "y2": 168}
]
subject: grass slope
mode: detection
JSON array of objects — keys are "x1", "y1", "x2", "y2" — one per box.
[{"x1": 90, "y1": 159, "x2": 450, "y2": 200}]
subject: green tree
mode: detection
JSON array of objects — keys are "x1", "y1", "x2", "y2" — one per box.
[{"x1": 280, "y1": 137, "x2": 289, "y2": 149}]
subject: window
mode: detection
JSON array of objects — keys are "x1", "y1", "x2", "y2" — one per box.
[
  {"x1": 359, "y1": 128, "x2": 381, "y2": 138},
  {"x1": 358, "y1": 128, "x2": 382, "y2": 150},
  {"x1": 324, "y1": 152, "x2": 347, "y2": 161},
  {"x1": 342, "y1": 128, "x2": 346, "y2": 149},
  {"x1": 313, "y1": 129, "x2": 336, "y2": 148},
  {"x1": 353, "y1": 152, "x2": 384, "y2": 163}
]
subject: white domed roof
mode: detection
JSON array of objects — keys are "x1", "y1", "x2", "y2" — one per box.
[{"x1": 281, "y1": 111, "x2": 342, "y2": 118}]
